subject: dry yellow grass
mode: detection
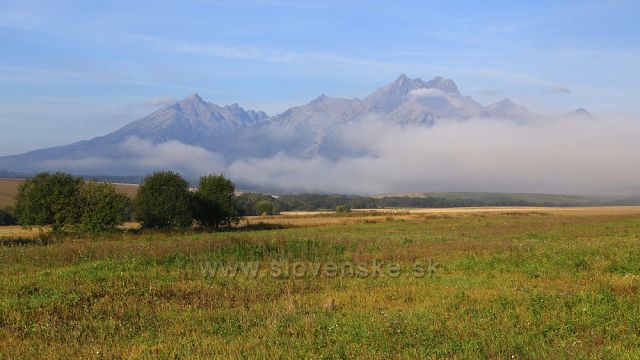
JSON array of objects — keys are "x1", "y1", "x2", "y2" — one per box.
[
  {"x1": 0, "y1": 225, "x2": 47, "y2": 238},
  {"x1": 353, "y1": 206, "x2": 640, "y2": 216},
  {"x1": 0, "y1": 222, "x2": 142, "y2": 239},
  {"x1": 247, "y1": 206, "x2": 640, "y2": 227}
]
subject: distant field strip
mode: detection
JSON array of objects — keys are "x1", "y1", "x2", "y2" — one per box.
[
  {"x1": 0, "y1": 179, "x2": 21, "y2": 208},
  {"x1": 0, "y1": 178, "x2": 138, "y2": 207},
  {"x1": 240, "y1": 206, "x2": 640, "y2": 228},
  {"x1": 3, "y1": 206, "x2": 638, "y2": 237}
]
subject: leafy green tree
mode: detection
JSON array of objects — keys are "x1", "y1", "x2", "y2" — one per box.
[
  {"x1": 80, "y1": 181, "x2": 132, "y2": 234},
  {"x1": 194, "y1": 174, "x2": 239, "y2": 229},
  {"x1": 135, "y1": 171, "x2": 193, "y2": 229},
  {"x1": 335, "y1": 204, "x2": 351, "y2": 214},
  {"x1": 14, "y1": 172, "x2": 84, "y2": 230},
  {"x1": 0, "y1": 207, "x2": 16, "y2": 226},
  {"x1": 255, "y1": 200, "x2": 279, "y2": 216}
]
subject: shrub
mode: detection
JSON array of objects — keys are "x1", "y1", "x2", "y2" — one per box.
[
  {"x1": 0, "y1": 208, "x2": 16, "y2": 226},
  {"x1": 255, "y1": 200, "x2": 279, "y2": 216},
  {"x1": 135, "y1": 171, "x2": 193, "y2": 229},
  {"x1": 14, "y1": 172, "x2": 84, "y2": 230},
  {"x1": 335, "y1": 204, "x2": 351, "y2": 214},
  {"x1": 80, "y1": 181, "x2": 132, "y2": 235}
]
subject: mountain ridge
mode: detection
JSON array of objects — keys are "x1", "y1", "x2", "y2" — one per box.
[{"x1": 0, "y1": 75, "x2": 589, "y2": 175}]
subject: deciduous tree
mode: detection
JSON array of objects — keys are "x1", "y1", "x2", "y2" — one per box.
[
  {"x1": 135, "y1": 171, "x2": 193, "y2": 229},
  {"x1": 14, "y1": 172, "x2": 83, "y2": 231},
  {"x1": 194, "y1": 174, "x2": 239, "y2": 229}
]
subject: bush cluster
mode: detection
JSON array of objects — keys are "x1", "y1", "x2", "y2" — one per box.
[
  {"x1": 14, "y1": 172, "x2": 131, "y2": 234},
  {"x1": 13, "y1": 171, "x2": 241, "y2": 233},
  {"x1": 134, "y1": 171, "x2": 239, "y2": 230}
]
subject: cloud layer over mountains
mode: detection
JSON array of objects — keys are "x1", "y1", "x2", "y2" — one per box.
[
  {"x1": 1, "y1": 75, "x2": 638, "y2": 195},
  {"x1": 226, "y1": 116, "x2": 640, "y2": 194}
]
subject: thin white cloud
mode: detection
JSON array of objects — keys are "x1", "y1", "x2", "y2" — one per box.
[
  {"x1": 40, "y1": 157, "x2": 117, "y2": 171},
  {"x1": 409, "y1": 88, "x2": 447, "y2": 98},
  {"x1": 544, "y1": 85, "x2": 571, "y2": 94},
  {"x1": 125, "y1": 33, "x2": 408, "y2": 70},
  {"x1": 121, "y1": 137, "x2": 226, "y2": 174},
  {"x1": 145, "y1": 96, "x2": 177, "y2": 106},
  {"x1": 0, "y1": 65, "x2": 196, "y2": 90},
  {"x1": 37, "y1": 137, "x2": 226, "y2": 175},
  {"x1": 121, "y1": 96, "x2": 177, "y2": 110}
]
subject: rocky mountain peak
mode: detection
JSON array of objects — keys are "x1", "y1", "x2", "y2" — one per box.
[
  {"x1": 573, "y1": 108, "x2": 593, "y2": 116},
  {"x1": 226, "y1": 103, "x2": 243, "y2": 111},
  {"x1": 493, "y1": 98, "x2": 517, "y2": 107},
  {"x1": 310, "y1": 94, "x2": 329, "y2": 104},
  {"x1": 365, "y1": 75, "x2": 461, "y2": 112},
  {"x1": 565, "y1": 108, "x2": 595, "y2": 119},
  {"x1": 183, "y1": 93, "x2": 205, "y2": 104},
  {"x1": 422, "y1": 76, "x2": 461, "y2": 96}
]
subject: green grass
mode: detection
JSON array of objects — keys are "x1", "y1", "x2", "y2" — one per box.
[{"x1": 2, "y1": 212, "x2": 640, "y2": 358}]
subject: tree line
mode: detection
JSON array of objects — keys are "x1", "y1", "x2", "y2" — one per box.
[
  {"x1": 6, "y1": 171, "x2": 634, "y2": 232},
  {"x1": 234, "y1": 192, "x2": 570, "y2": 215},
  {"x1": 7, "y1": 171, "x2": 239, "y2": 234}
]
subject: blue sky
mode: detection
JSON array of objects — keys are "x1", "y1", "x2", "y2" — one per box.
[{"x1": 0, "y1": 0, "x2": 639, "y2": 155}]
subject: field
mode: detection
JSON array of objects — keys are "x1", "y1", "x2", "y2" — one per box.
[
  {"x1": 373, "y1": 191, "x2": 640, "y2": 205},
  {"x1": 2, "y1": 207, "x2": 640, "y2": 358},
  {"x1": 0, "y1": 178, "x2": 139, "y2": 208},
  {"x1": 0, "y1": 179, "x2": 21, "y2": 208}
]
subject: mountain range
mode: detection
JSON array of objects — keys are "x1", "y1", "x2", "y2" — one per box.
[{"x1": 0, "y1": 75, "x2": 592, "y2": 176}]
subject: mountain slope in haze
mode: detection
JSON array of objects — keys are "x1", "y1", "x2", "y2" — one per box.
[
  {"x1": 114, "y1": 93, "x2": 268, "y2": 144},
  {"x1": 0, "y1": 94, "x2": 270, "y2": 172},
  {"x1": 0, "y1": 75, "x2": 584, "y2": 175}
]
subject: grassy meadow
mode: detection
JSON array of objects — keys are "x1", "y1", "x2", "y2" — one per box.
[{"x1": 2, "y1": 208, "x2": 640, "y2": 358}]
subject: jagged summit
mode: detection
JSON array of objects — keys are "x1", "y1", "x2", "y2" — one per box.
[
  {"x1": 225, "y1": 103, "x2": 244, "y2": 111},
  {"x1": 566, "y1": 108, "x2": 594, "y2": 119},
  {"x1": 495, "y1": 98, "x2": 515, "y2": 106},
  {"x1": 364, "y1": 75, "x2": 462, "y2": 113},
  {"x1": 423, "y1": 76, "x2": 461, "y2": 96},
  {"x1": 310, "y1": 94, "x2": 329, "y2": 104},
  {"x1": 183, "y1": 93, "x2": 205, "y2": 103},
  {"x1": 479, "y1": 98, "x2": 542, "y2": 122},
  {"x1": 376, "y1": 74, "x2": 460, "y2": 97}
]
